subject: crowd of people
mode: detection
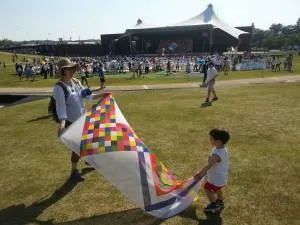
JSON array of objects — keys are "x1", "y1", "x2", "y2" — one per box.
[{"x1": 9, "y1": 52, "x2": 295, "y2": 84}]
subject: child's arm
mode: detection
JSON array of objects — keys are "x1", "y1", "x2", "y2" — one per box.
[
  {"x1": 212, "y1": 70, "x2": 219, "y2": 80},
  {"x1": 196, "y1": 154, "x2": 221, "y2": 178}
]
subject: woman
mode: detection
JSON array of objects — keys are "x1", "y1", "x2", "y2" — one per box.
[{"x1": 53, "y1": 58, "x2": 88, "y2": 182}]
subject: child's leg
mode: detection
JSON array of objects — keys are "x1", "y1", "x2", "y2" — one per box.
[
  {"x1": 216, "y1": 189, "x2": 225, "y2": 210},
  {"x1": 206, "y1": 89, "x2": 211, "y2": 101},
  {"x1": 216, "y1": 189, "x2": 223, "y2": 201},
  {"x1": 205, "y1": 188, "x2": 217, "y2": 203},
  {"x1": 212, "y1": 89, "x2": 217, "y2": 98}
]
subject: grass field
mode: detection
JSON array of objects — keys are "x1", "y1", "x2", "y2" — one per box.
[
  {"x1": 0, "y1": 52, "x2": 299, "y2": 88},
  {"x1": 0, "y1": 83, "x2": 300, "y2": 225}
]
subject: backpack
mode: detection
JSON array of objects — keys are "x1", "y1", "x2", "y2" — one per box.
[{"x1": 48, "y1": 79, "x2": 80, "y2": 123}]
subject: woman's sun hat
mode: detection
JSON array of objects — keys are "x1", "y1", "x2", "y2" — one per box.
[{"x1": 57, "y1": 58, "x2": 80, "y2": 72}]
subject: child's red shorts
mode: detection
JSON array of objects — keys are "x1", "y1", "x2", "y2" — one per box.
[{"x1": 204, "y1": 181, "x2": 224, "y2": 193}]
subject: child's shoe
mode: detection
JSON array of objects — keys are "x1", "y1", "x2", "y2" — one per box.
[
  {"x1": 70, "y1": 169, "x2": 85, "y2": 182},
  {"x1": 204, "y1": 202, "x2": 220, "y2": 213},
  {"x1": 216, "y1": 199, "x2": 224, "y2": 211}
]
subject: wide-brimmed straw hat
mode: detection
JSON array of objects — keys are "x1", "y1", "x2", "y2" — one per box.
[{"x1": 57, "y1": 58, "x2": 80, "y2": 72}]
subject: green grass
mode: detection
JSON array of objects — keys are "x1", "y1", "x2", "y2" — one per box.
[
  {"x1": 0, "y1": 51, "x2": 299, "y2": 88},
  {"x1": 0, "y1": 83, "x2": 300, "y2": 225}
]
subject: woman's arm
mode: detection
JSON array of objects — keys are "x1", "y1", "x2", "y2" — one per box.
[{"x1": 53, "y1": 85, "x2": 67, "y2": 136}]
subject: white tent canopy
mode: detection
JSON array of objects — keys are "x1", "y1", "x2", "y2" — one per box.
[
  {"x1": 133, "y1": 18, "x2": 157, "y2": 30},
  {"x1": 127, "y1": 4, "x2": 247, "y2": 39}
]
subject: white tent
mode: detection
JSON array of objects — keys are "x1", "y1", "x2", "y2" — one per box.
[
  {"x1": 133, "y1": 18, "x2": 157, "y2": 30},
  {"x1": 172, "y1": 4, "x2": 247, "y2": 39},
  {"x1": 127, "y1": 4, "x2": 247, "y2": 39}
]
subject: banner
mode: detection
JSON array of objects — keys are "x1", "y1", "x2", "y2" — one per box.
[{"x1": 60, "y1": 93, "x2": 204, "y2": 218}]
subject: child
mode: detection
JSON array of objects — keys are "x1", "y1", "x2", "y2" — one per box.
[
  {"x1": 198, "y1": 128, "x2": 230, "y2": 213},
  {"x1": 205, "y1": 62, "x2": 218, "y2": 103}
]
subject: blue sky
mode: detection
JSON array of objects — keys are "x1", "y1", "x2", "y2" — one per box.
[{"x1": 0, "y1": 0, "x2": 299, "y2": 41}]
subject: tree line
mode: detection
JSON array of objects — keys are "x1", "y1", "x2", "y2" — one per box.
[{"x1": 252, "y1": 18, "x2": 300, "y2": 50}]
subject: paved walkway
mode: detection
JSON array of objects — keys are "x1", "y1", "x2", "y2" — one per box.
[{"x1": 0, "y1": 75, "x2": 299, "y2": 95}]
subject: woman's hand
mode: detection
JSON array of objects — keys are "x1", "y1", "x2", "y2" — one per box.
[{"x1": 57, "y1": 120, "x2": 66, "y2": 137}]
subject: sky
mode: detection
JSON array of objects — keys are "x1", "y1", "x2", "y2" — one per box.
[{"x1": 0, "y1": 0, "x2": 299, "y2": 41}]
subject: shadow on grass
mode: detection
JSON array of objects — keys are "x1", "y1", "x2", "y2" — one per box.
[
  {"x1": 198, "y1": 214, "x2": 222, "y2": 225},
  {"x1": 201, "y1": 102, "x2": 213, "y2": 108},
  {"x1": 46, "y1": 208, "x2": 164, "y2": 225},
  {"x1": 44, "y1": 206, "x2": 202, "y2": 225},
  {"x1": 45, "y1": 204, "x2": 216, "y2": 225},
  {"x1": 27, "y1": 115, "x2": 52, "y2": 122},
  {"x1": 0, "y1": 169, "x2": 217, "y2": 225},
  {"x1": 179, "y1": 206, "x2": 222, "y2": 225},
  {"x1": 0, "y1": 169, "x2": 94, "y2": 225}
]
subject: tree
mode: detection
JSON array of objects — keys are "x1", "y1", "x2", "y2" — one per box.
[
  {"x1": 0, "y1": 39, "x2": 13, "y2": 48},
  {"x1": 285, "y1": 34, "x2": 300, "y2": 46},
  {"x1": 252, "y1": 28, "x2": 266, "y2": 48},
  {"x1": 269, "y1": 23, "x2": 283, "y2": 35},
  {"x1": 295, "y1": 18, "x2": 300, "y2": 33}
]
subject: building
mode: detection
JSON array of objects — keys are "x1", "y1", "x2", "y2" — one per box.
[{"x1": 101, "y1": 4, "x2": 253, "y2": 55}]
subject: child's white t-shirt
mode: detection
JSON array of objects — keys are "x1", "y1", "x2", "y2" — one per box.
[
  {"x1": 207, "y1": 147, "x2": 229, "y2": 187},
  {"x1": 206, "y1": 67, "x2": 217, "y2": 83}
]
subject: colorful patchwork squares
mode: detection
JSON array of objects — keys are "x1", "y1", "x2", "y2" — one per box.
[{"x1": 80, "y1": 94, "x2": 149, "y2": 157}]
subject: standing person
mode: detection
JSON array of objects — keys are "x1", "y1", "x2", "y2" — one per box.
[
  {"x1": 287, "y1": 54, "x2": 293, "y2": 72},
  {"x1": 176, "y1": 59, "x2": 180, "y2": 72},
  {"x1": 186, "y1": 60, "x2": 191, "y2": 74},
  {"x1": 120, "y1": 60, "x2": 124, "y2": 73},
  {"x1": 283, "y1": 56, "x2": 287, "y2": 71},
  {"x1": 42, "y1": 63, "x2": 48, "y2": 79},
  {"x1": 98, "y1": 63, "x2": 105, "y2": 89},
  {"x1": 84, "y1": 64, "x2": 89, "y2": 78},
  {"x1": 16, "y1": 63, "x2": 23, "y2": 80},
  {"x1": 144, "y1": 60, "x2": 150, "y2": 74},
  {"x1": 138, "y1": 61, "x2": 143, "y2": 79},
  {"x1": 50, "y1": 63, "x2": 54, "y2": 78},
  {"x1": 24, "y1": 64, "x2": 33, "y2": 81},
  {"x1": 54, "y1": 58, "x2": 87, "y2": 182},
  {"x1": 196, "y1": 128, "x2": 230, "y2": 213},
  {"x1": 200, "y1": 61, "x2": 208, "y2": 87},
  {"x1": 128, "y1": 61, "x2": 132, "y2": 72},
  {"x1": 131, "y1": 62, "x2": 138, "y2": 79},
  {"x1": 271, "y1": 57, "x2": 276, "y2": 72},
  {"x1": 275, "y1": 57, "x2": 281, "y2": 72},
  {"x1": 205, "y1": 62, "x2": 218, "y2": 103},
  {"x1": 167, "y1": 60, "x2": 171, "y2": 75},
  {"x1": 223, "y1": 57, "x2": 230, "y2": 76},
  {"x1": 80, "y1": 66, "x2": 89, "y2": 87}
]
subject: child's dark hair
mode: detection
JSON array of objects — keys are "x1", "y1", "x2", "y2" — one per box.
[{"x1": 209, "y1": 128, "x2": 230, "y2": 144}]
